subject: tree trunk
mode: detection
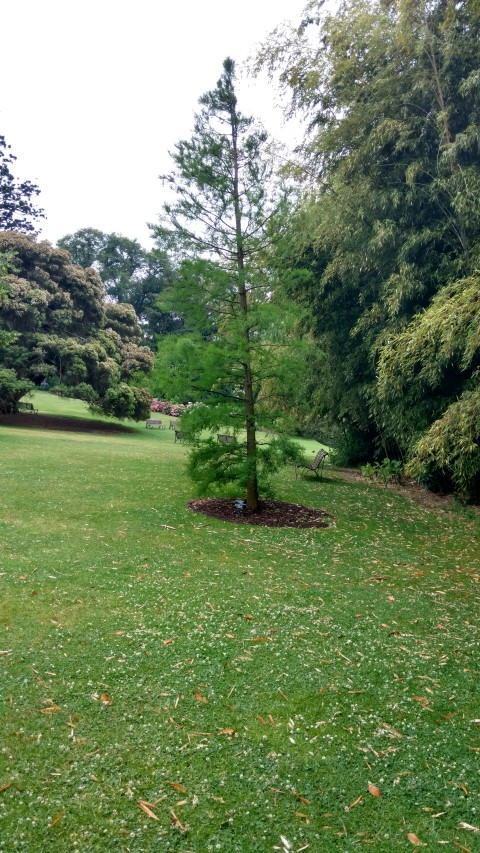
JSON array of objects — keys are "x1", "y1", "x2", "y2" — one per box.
[{"x1": 230, "y1": 101, "x2": 259, "y2": 511}]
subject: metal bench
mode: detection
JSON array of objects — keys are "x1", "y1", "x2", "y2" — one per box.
[
  {"x1": 146, "y1": 418, "x2": 165, "y2": 429},
  {"x1": 295, "y1": 449, "x2": 329, "y2": 479},
  {"x1": 18, "y1": 401, "x2": 38, "y2": 413},
  {"x1": 217, "y1": 434, "x2": 235, "y2": 444}
]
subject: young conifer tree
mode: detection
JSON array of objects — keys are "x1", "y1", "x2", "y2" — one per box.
[{"x1": 153, "y1": 58, "x2": 303, "y2": 510}]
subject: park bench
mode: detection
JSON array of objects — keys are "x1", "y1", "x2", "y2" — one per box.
[
  {"x1": 295, "y1": 449, "x2": 329, "y2": 479},
  {"x1": 174, "y1": 429, "x2": 187, "y2": 442},
  {"x1": 217, "y1": 434, "x2": 235, "y2": 444},
  {"x1": 169, "y1": 419, "x2": 178, "y2": 429},
  {"x1": 18, "y1": 401, "x2": 37, "y2": 413},
  {"x1": 145, "y1": 418, "x2": 165, "y2": 429}
]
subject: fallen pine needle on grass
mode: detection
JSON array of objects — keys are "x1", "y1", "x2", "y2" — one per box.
[
  {"x1": 170, "y1": 808, "x2": 188, "y2": 832},
  {"x1": 194, "y1": 692, "x2": 207, "y2": 703},
  {"x1": 458, "y1": 822, "x2": 480, "y2": 833},
  {"x1": 48, "y1": 809, "x2": 65, "y2": 829},
  {"x1": 407, "y1": 832, "x2": 425, "y2": 846},
  {"x1": 138, "y1": 801, "x2": 159, "y2": 820}
]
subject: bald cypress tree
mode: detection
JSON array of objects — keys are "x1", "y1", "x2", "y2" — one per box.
[{"x1": 153, "y1": 59, "x2": 302, "y2": 510}]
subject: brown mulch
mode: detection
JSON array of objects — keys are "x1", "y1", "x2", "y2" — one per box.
[
  {"x1": 0, "y1": 412, "x2": 135, "y2": 434},
  {"x1": 188, "y1": 498, "x2": 333, "y2": 528}
]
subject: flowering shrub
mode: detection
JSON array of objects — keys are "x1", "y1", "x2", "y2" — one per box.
[{"x1": 150, "y1": 399, "x2": 192, "y2": 417}]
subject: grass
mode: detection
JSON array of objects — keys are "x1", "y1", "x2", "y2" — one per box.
[
  {"x1": 0, "y1": 394, "x2": 479, "y2": 852},
  {"x1": 28, "y1": 391, "x2": 121, "y2": 421}
]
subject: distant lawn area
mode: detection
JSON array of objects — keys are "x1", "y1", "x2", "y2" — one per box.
[
  {"x1": 0, "y1": 394, "x2": 479, "y2": 852},
  {"x1": 30, "y1": 390, "x2": 126, "y2": 420}
]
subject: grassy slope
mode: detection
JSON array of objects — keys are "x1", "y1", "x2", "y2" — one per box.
[
  {"x1": 27, "y1": 391, "x2": 139, "y2": 423},
  {"x1": 0, "y1": 396, "x2": 479, "y2": 852},
  {"x1": 26, "y1": 393, "x2": 326, "y2": 453}
]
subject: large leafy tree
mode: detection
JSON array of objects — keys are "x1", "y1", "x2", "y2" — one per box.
[
  {"x1": 57, "y1": 228, "x2": 177, "y2": 346},
  {"x1": 258, "y1": 0, "x2": 480, "y2": 493},
  {"x1": 0, "y1": 136, "x2": 44, "y2": 235},
  {"x1": 152, "y1": 58, "x2": 303, "y2": 510},
  {"x1": 0, "y1": 232, "x2": 153, "y2": 417}
]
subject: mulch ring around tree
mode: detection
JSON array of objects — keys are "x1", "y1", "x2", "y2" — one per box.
[
  {"x1": 0, "y1": 413, "x2": 135, "y2": 434},
  {"x1": 188, "y1": 498, "x2": 333, "y2": 529}
]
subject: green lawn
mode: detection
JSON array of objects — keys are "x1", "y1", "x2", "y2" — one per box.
[
  {"x1": 1, "y1": 396, "x2": 479, "y2": 852},
  {"x1": 29, "y1": 390, "x2": 124, "y2": 420}
]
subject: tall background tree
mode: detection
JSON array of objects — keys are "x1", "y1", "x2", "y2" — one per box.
[
  {"x1": 0, "y1": 231, "x2": 153, "y2": 418},
  {"x1": 257, "y1": 0, "x2": 480, "y2": 497},
  {"x1": 0, "y1": 136, "x2": 44, "y2": 235},
  {"x1": 152, "y1": 58, "x2": 304, "y2": 510},
  {"x1": 57, "y1": 228, "x2": 178, "y2": 347}
]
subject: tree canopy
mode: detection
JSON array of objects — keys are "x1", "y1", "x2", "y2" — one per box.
[
  {"x1": 0, "y1": 136, "x2": 44, "y2": 235},
  {"x1": 0, "y1": 231, "x2": 153, "y2": 418},
  {"x1": 151, "y1": 58, "x2": 304, "y2": 509},
  {"x1": 57, "y1": 228, "x2": 177, "y2": 346},
  {"x1": 257, "y1": 0, "x2": 480, "y2": 497}
]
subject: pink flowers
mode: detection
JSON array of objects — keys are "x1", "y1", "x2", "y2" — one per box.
[{"x1": 150, "y1": 399, "x2": 190, "y2": 417}]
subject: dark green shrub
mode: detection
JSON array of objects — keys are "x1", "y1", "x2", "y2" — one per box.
[
  {"x1": 72, "y1": 383, "x2": 97, "y2": 403},
  {"x1": 0, "y1": 368, "x2": 34, "y2": 414},
  {"x1": 99, "y1": 383, "x2": 151, "y2": 421}
]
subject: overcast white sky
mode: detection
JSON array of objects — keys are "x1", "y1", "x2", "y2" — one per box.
[{"x1": 1, "y1": 0, "x2": 310, "y2": 248}]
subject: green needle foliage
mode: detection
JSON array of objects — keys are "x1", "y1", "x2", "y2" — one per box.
[{"x1": 152, "y1": 59, "x2": 305, "y2": 508}]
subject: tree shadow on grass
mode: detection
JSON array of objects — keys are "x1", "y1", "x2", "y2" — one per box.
[
  {"x1": 296, "y1": 472, "x2": 351, "y2": 488},
  {"x1": 0, "y1": 412, "x2": 136, "y2": 434}
]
